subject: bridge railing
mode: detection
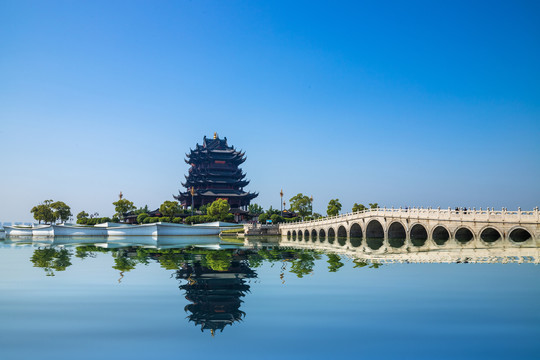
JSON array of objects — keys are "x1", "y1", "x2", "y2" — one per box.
[{"x1": 279, "y1": 207, "x2": 540, "y2": 227}]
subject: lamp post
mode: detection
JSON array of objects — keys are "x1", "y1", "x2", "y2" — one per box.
[
  {"x1": 190, "y1": 186, "x2": 195, "y2": 217},
  {"x1": 310, "y1": 195, "x2": 313, "y2": 217},
  {"x1": 280, "y1": 189, "x2": 284, "y2": 217}
]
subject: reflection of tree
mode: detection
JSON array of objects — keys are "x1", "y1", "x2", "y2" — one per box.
[
  {"x1": 289, "y1": 252, "x2": 321, "y2": 278},
  {"x1": 327, "y1": 254, "x2": 344, "y2": 272},
  {"x1": 205, "y1": 251, "x2": 232, "y2": 271},
  {"x1": 75, "y1": 247, "x2": 96, "y2": 259},
  {"x1": 30, "y1": 248, "x2": 72, "y2": 276},
  {"x1": 158, "y1": 253, "x2": 187, "y2": 270},
  {"x1": 247, "y1": 253, "x2": 264, "y2": 268},
  {"x1": 113, "y1": 251, "x2": 137, "y2": 272},
  {"x1": 353, "y1": 259, "x2": 382, "y2": 269}
]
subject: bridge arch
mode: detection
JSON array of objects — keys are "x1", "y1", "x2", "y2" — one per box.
[
  {"x1": 304, "y1": 229, "x2": 310, "y2": 242},
  {"x1": 431, "y1": 225, "x2": 450, "y2": 246},
  {"x1": 480, "y1": 226, "x2": 502, "y2": 244},
  {"x1": 298, "y1": 230, "x2": 303, "y2": 241},
  {"x1": 410, "y1": 224, "x2": 428, "y2": 247},
  {"x1": 337, "y1": 226, "x2": 347, "y2": 246},
  {"x1": 388, "y1": 221, "x2": 406, "y2": 248},
  {"x1": 350, "y1": 223, "x2": 362, "y2": 247},
  {"x1": 319, "y1": 229, "x2": 326, "y2": 243},
  {"x1": 455, "y1": 226, "x2": 474, "y2": 244},
  {"x1": 327, "y1": 227, "x2": 336, "y2": 244},
  {"x1": 311, "y1": 229, "x2": 317, "y2": 242},
  {"x1": 287, "y1": 231, "x2": 291, "y2": 240},
  {"x1": 366, "y1": 220, "x2": 384, "y2": 250},
  {"x1": 292, "y1": 230, "x2": 297, "y2": 241},
  {"x1": 508, "y1": 227, "x2": 533, "y2": 243}
]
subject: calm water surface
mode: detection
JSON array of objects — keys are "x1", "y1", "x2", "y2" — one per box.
[{"x1": 0, "y1": 237, "x2": 538, "y2": 360}]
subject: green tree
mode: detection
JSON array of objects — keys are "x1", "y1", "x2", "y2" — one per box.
[
  {"x1": 264, "y1": 206, "x2": 280, "y2": 217},
  {"x1": 133, "y1": 205, "x2": 150, "y2": 215},
  {"x1": 207, "y1": 199, "x2": 231, "y2": 221},
  {"x1": 159, "y1": 200, "x2": 181, "y2": 219},
  {"x1": 30, "y1": 200, "x2": 55, "y2": 224},
  {"x1": 369, "y1": 203, "x2": 379, "y2": 209},
  {"x1": 352, "y1": 203, "x2": 367, "y2": 212},
  {"x1": 113, "y1": 198, "x2": 136, "y2": 221},
  {"x1": 77, "y1": 211, "x2": 89, "y2": 220},
  {"x1": 248, "y1": 203, "x2": 264, "y2": 215},
  {"x1": 327, "y1": 199, "x2": 342, "y2": 216},
  {"x1": 270, "y1": 214, "x2": 284, "y2": 224},
  {"x1": 50, "y1": 201, "x2": 72, "y2": 223},
  {"x1": 289, "y1": 193, "x2": 312, "y2": 219},
  {"x1": 258, "y1": 213, "x2": 269, "y2": 223}
]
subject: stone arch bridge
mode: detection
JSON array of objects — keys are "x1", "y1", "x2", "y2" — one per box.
[{"x1": 279, "y1": 208, "x2": 540, "y2": 252}]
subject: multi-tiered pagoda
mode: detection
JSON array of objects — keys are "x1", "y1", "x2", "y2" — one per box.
[{"x1": 174, "y1": 133, "x2": 258, "y2": 209}]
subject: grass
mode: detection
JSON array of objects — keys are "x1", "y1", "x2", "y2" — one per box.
[{"x1": 221, "y1": 227, "x2": 244, "y2": 234}]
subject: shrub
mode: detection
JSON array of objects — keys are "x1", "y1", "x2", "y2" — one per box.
[
  {"x1": 137, "y1": 213, "x2": 149, "y2": 224},
  {"x1": 160, "y1": 217, "x2": 171, "y2": 223},
  {"x1": 172, "y1": 217, "x2": 183, "y2": 224},
  {"x1": 184, "y1": 215, "x2": 218, "y2": 224}
]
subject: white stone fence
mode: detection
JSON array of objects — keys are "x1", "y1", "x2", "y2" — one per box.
[{"x1": 280, "y1": 207, "x2": 540, "y2": 228}]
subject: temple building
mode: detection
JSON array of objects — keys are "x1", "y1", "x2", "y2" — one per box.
[{"x1": 174, "y1": 133, "x2": 258, "y2": 209}]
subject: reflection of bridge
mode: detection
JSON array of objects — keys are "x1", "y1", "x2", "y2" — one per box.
[
  {"x1": 276, "y1": 239, "x2": 540, "y2": 264},
  {"x1": 279, "y1": 208, "x2": 540, "y2": 250}
]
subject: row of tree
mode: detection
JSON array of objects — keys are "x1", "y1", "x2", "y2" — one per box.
[
  {"x1": 30, "y1": 246, "x2": 382, "y2": 276},
  {"x1": 248, "y1": 196, "x2": 380, "y2": 224},
  {"x1": 75, "y1": 198, "x2": 235, "y2": 225},
  {"x1": 279, "y1": 193, "x2": 380, "y2": 220},
  {"x1": 31, "y1": 194, "x2": 379, "y2": 225}
]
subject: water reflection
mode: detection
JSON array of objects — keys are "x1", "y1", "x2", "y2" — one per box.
[
  {"x1": 27, "y1": 244, "x2": 359, "y2": 334},
  {"x1": 21, "y1": 236, "x2": 539, "y2": 338},
  {"x1": 176, "y1": 255, "x2": 256, "y2": 335},
  {"x1": 30, "y1": 248, "x2": 72, "y2": 276}
]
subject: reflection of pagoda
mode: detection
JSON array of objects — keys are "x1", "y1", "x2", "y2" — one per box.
[
  {"x1": 174, "y1": 133, "x2": 258, "y2": 209},
  {"x1": 176, "y1": 260, "x2": 257, "y2": 335}
]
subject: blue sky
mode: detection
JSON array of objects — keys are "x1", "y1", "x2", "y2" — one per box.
[{"x1": 1, "y1": 0, "x2": 539, "y2": 222}]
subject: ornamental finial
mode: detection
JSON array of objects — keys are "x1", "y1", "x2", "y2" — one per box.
[
  {"x1": 213, "y1": 132, "x2": 217, "y2": 139},
  {"x1": 119, "y1": 191, "x2": 123, "y2": 200}
]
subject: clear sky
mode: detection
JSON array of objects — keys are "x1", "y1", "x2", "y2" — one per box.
[{"x1": 1, "y1": 0, "x2": 539, "y2": 222}]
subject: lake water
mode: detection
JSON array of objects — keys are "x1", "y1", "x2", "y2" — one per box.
[{"x1": 0, "y1": 237, "x2": 539, "y2": 360}]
